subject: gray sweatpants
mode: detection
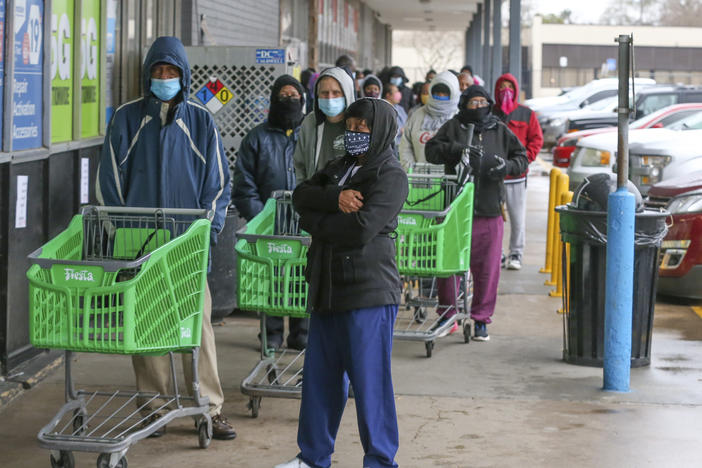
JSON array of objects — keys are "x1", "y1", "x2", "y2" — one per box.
[{"x1": 504, "y1": 179, "x2": 527, "y2": 258}]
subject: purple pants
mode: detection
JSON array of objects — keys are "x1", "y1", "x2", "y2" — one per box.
[{"x1": 437, "y1": 216, "x2": 504, "y2": 324}]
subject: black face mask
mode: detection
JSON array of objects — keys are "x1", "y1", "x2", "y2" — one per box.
[
  {"x1": 458, "y1": 106, "x2": 490, "y2": 126},
  {"x1": 269, "y1": 97, "x2": 303, "y2": 130}
]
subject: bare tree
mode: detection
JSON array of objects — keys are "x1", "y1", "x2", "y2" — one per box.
[
  {"x1": 599, "y1": 0, "x2": 661, "y2": 25},
  {"x1": 659, "y1": 0, "x2": 702, "y2": 26},
  {"x1": 395, "y1": 30, "x2": 463, "y2": 77}
]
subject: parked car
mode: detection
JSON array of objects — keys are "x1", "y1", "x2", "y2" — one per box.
[
  {"x1": 552, "y1": 104, "x2": 702, "y2": 167},
  {"x1": 527, "y1": 78, "x2": 657, "y2": 148},
  {"x1": 525, "y1": 77, "x2": 656, "y2": 113},
  {"x1": 567, "y1": 112, "x2": 702, "y2": 191},
  {"x1": 540, "y1": 96, "x2": 618, "y2": 148},
  {"x1": 647, "y1": 172, "x2": 702, "y2": 299},
  {"x1": 564, "y1": 85, "x2": 702, "y2": 134},
  {"x1": 628, "y1": 121, "x2": 702, "y2": 195}
]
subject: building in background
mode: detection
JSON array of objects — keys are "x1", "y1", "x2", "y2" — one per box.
[{"x1": 527, "y1": 16, "x2": 702, "y2": 97}]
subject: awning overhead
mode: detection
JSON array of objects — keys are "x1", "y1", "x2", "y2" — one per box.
[{"x1": 362, "y1": 0, "x2": 485, "y2": 31}]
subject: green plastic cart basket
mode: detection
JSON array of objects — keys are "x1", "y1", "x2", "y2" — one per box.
[
  {"x1": 236, "y1": 192, "x2": 310, "y2": 318},
  {"x1": 27, "y1": 206, "x2": 211, "y2": 354},
  {"x1": 396, "y1": 175, "x2": 474, "y2": 277}
]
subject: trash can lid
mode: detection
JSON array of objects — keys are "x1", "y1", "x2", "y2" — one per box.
[{"x1": 572, "y1": 173, "x2": 643, "y2": 212}]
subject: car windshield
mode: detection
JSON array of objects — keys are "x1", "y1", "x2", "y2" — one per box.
[
  {"x1": 668, "y1": 111, "x2": 702, "y2": 131},
  {"x1": 584, "y1": 96, "x2": 618, "y2": 111}
]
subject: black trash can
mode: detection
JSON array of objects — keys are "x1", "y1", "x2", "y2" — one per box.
[
  {"x1": 208, "y1": 207, "x2": 246, "y2": 322},
  {"x1": 557, "y1": 174, "x2": 668, "y2": 367}
]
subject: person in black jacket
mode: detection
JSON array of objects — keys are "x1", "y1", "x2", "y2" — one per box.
[
  {"x1": 275, "y1": 99, "x2": 408, "y2": 468},
  {"x1": 388, "y1": 66, "x2": 415, "y2": 114},
  {"x1": 232, "y1": 74, "x2": 309, "y2": 351},
  {"x1": 425, "y1": 85, "x2": 527, "y2": 342}
]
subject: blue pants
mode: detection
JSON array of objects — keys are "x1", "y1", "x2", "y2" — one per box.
[{"x1": 297, "y1": 305, "x2": 399, "y2": 468}]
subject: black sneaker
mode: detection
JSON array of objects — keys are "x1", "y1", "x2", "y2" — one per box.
[
  {"x1": 501, "y1": 253, "x2": 506, "y2": 269},
  {"x1": 473, "y1": 321, "x2": 490, "y2": 341}
]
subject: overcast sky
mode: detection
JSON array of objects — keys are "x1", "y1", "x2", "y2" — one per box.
[{"x1": 531, "y1": 0, "x2": 612, "y2": 24}]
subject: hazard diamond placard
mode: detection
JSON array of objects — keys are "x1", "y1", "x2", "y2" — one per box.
[{"x1": 195, "y1": 77, "x2": 233, "y2": 114}]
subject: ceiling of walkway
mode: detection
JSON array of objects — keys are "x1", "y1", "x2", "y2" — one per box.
[{"x1": 363, "y1": 0, "x2": 484, "y2": 31}]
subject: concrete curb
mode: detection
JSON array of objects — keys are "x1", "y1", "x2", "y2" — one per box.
[{"x1": 0, "y1": 350, "x2": 64, "y2": 412}]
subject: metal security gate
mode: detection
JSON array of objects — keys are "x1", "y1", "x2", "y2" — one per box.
[{"x1": 185, "y1": 46, "x2": 295, "y2": 178}]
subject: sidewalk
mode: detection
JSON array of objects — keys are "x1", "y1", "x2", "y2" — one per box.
[{"x1": 1, "y1": 168, "x2": 701, "y2": 467}]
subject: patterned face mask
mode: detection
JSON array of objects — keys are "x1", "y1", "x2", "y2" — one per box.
[{"x1": 344, "y1": 130, "x2": 371, "y2": 156}]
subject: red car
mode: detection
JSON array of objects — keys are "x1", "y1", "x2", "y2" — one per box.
[
  {"x1": 647, "y1": 171, "x2": 702, "y2": 299},
  {"x1": 552, "y1": 103, "x2": 702, "y2": 168}
]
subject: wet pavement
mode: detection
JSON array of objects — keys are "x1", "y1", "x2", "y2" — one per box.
[{"x1": 1, "y1": 161, "x2": 701, "y2": 467}]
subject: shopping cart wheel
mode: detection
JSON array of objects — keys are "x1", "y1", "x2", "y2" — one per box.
[
  {"x1": 413, "y1": 307, "x2": 427, "y2": 324},
  {"x1": 425, "y1": 341, "x2": 434, "y2": 358},
  {"x1": 463, "y1": 322, "x2": 471, "y2": 343},
  {"x1": 248, "y1": 396, "x2": 261, "y2": 418},
  {"x1": 96, "y1": 453, "x2": 127, "y2": 468},
  {"x1": 197, "y1": 417, "x2": 212, "y2": 449},
  {"x1": 50, "y1": 451, "x2": 74, "y2": 468}
]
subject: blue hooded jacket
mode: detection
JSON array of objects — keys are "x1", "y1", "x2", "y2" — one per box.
[{"x1": 97, "y1": 36, "x2": 231, "y2": 242}]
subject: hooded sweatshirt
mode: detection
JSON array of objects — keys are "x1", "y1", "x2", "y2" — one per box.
[
  {"x1": 398, "y1": 71, "x2": 460, "y2": 171},
  {"x1": 97, "y1": 36, "x2": 230, "y2": 243},
  {"x1": 293, "y1": 98, "x2": 409, "y2": 314},
  {"x1": 389, "y1": 66, "x2": 415, "y2": 113},
  {"x1": 493, "y1": 73, "x2": 543, "y2": 182},
  {"x1": 361, "y1": 74, "x2": 383, "y2": 98},
  {"x1": 293, "y1": 67, "x2": 356, "y2": 184}
]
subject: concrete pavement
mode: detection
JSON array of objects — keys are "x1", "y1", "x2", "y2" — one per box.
[{"x1": 1, "y1": 165, "x2": 701, "y2": 467}]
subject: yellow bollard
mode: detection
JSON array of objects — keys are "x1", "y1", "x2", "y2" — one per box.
[
  {"x1": 556, "y1": 191, "x2": 574, "y2": 309},
  {"x1": 545, "y1": 173, "x2": 568, "y2": 286},
  {"x1": 540, "y1": 168, "x2": 562, "y2": 274}
]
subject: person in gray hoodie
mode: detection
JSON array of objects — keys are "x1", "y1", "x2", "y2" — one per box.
[
  {"x1": 294, "y1": 67, "x2": 356, "y2": 184},
  {"x1": 398, "y1": 71, "x2": 460, "y2": 172}
]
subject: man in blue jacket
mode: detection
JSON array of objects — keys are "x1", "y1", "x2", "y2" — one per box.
[
  {"x1": 97, "y1": 36, "x2": 235, "y2": 440},
  {"x1": 232, "y1": 74, "x2": 309, "y2": 350}
]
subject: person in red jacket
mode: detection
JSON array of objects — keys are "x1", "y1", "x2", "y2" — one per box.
[{"x1": 493, "y1": 73, "x2": 543, "y2": 270}]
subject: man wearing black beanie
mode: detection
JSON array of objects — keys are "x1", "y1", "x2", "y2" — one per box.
[
  {"x1": 232, "y1": 74, "x2": 309, "y2": 350},
  {"x1": 425, "y1": 85, "x2": 527, "y2": 342}
]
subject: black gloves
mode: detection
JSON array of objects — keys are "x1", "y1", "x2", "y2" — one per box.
[{"x1": 485, "y1": 154, "x2": 507, "y2": 180}]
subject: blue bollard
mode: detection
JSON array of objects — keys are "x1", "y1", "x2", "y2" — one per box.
[{"x1": 603, "y1": 188, "x2": 636, "y2": 392}]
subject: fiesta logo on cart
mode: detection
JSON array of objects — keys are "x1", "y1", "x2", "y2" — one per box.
[
  {"x1": 268, "y1": 242, "x2": 293, "y2": 254},
  {"x1": 180, "y1": 327, "x2": 192, "y2": 339},
  {"x1": 64, "y1": 268, "x2": 95, "y2": 282},
  {"x1": 399, "y1": 217, "x2": 417, "y2": 226}
]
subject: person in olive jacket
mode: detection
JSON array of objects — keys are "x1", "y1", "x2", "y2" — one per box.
[
  {"x1": 232, "y1": 74, "x2": 309, "y2": 351},
  {"x1": 275, "y1": 98, "x2": 408, "y2": 468},
  {"x1": 425, "y1": 85, "x2": 527, "y2": 342}
]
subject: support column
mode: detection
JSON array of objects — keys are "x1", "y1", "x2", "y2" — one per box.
[
  {"x1": 308, "y1": 0, "x2": 319, "y2": 70},
  {"x1": 509, "y1": 0, "x2": 522, "y2": 88},
  {"x1": 491, "y1": 0, "x2": 502, "y2": 90},
  {"x1": 482, "y1": 0, "x2": 491, "y2": 86},
  {"x1": 474, "y1": 3, "x2": 483, "y2": 78},
  {"x1": 465, "y1": 26, "x2": 472, "y2": 67}
]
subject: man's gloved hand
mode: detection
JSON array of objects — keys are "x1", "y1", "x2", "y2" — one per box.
[
  {"x1": 464, "y1": 144, "x2": 483, "y2": 172},
  {"x1": 485, "y1": 154, "x2": 507, "y2": 180}
]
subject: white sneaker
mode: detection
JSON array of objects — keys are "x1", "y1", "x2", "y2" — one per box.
[
  {"x1": 506, "y1": 255, "x2": 522, "y2": 270},
  {"x1": 274, "y1": 457, "x2": 312, "y2": 468}
]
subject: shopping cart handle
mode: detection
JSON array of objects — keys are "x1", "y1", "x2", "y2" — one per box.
[{"x1": 81, "y1": 205, "x2": 212, "y2": 219}]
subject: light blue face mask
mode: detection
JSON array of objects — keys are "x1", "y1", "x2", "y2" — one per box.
[
  {"x1": 432, "y1": 94, "x2": 450, "y2": 101},
  {"x1": 151, "y1": 77, "x2": 181, "y2": 101},
  {"x1": 390, "y1": 77, "x2": 403, "y2": 87},
  {"x1": 318, "y1": 97, "x2": 346, "y2": 117}
]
